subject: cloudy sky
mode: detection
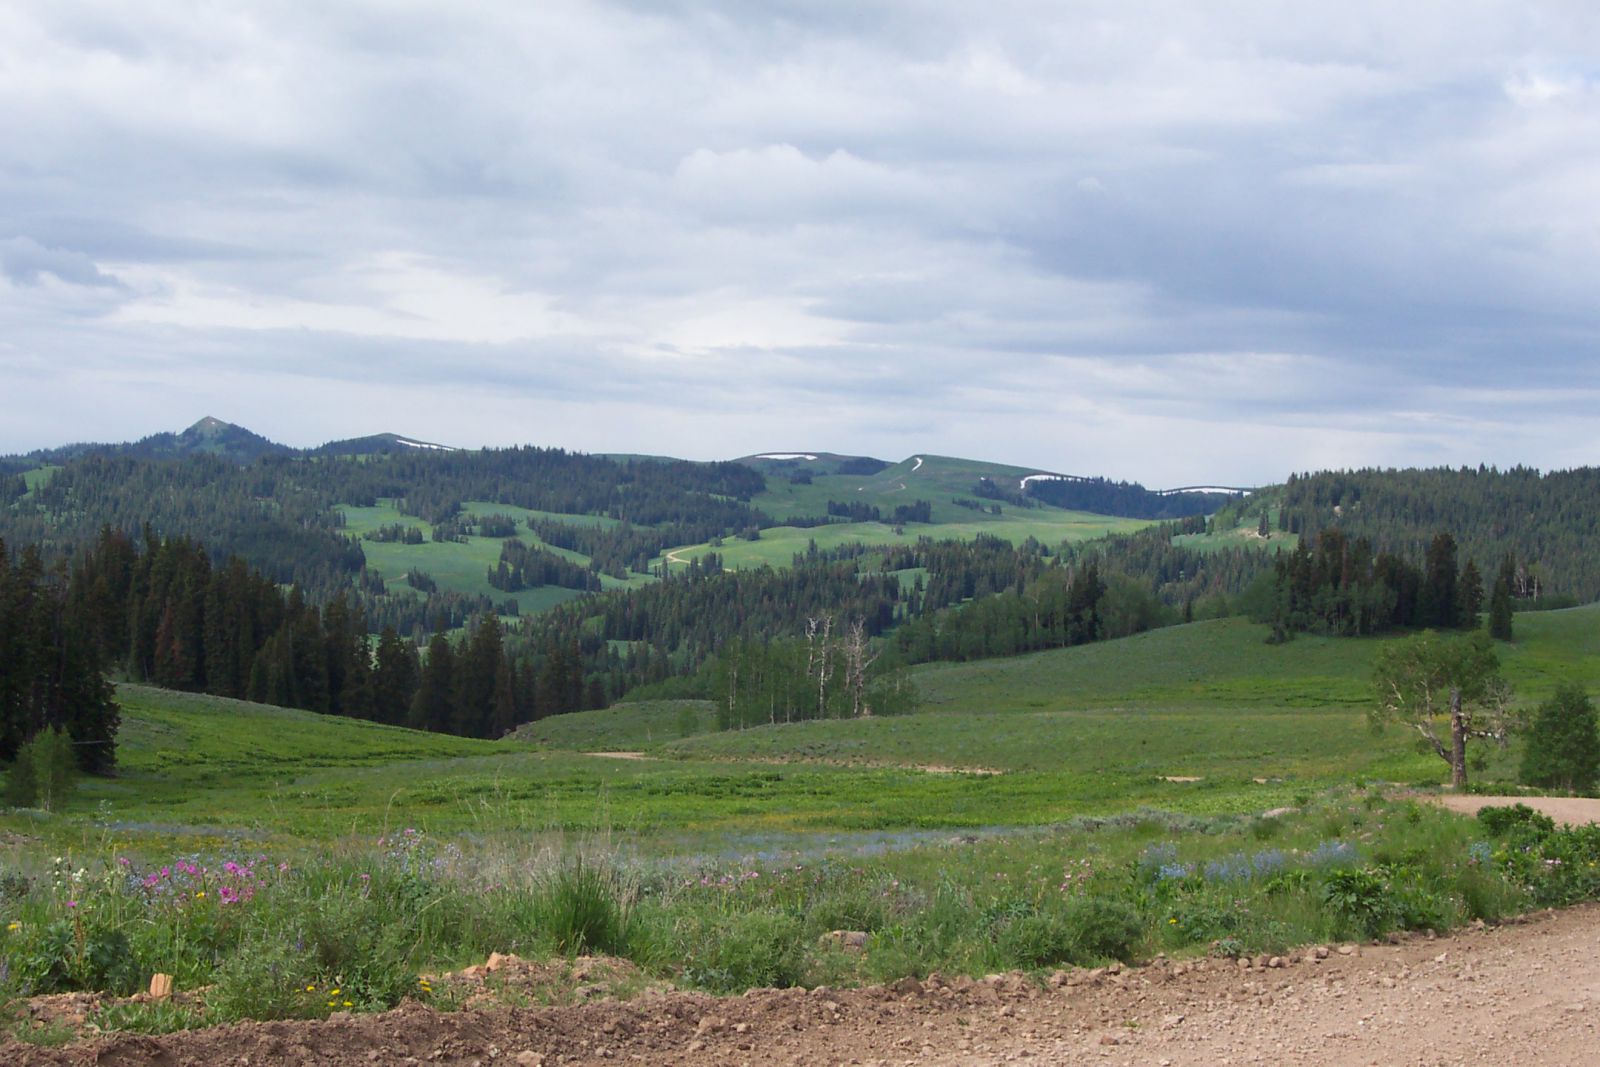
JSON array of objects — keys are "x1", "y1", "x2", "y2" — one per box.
[{"x1": 2, "y1": 1, "x2": 1597, "y2": 486}]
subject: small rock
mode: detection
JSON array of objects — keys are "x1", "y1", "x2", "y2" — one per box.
[
  {"x1": 685, "y1": 1041, "x2": 704, "y2": 1054},
  {"x1": 1313, "y1": 946, "x2": 1330, "y2": 960},
  {"x1": 696, "y1": 1015, "x2": 726, "y2": 1035},
  {"x1": 1098, "y1": 1033, "x2": 1121, "y2": 1046},
  {"x1": 1268, "y1": 956, "x2": 1285, "y2": 969},
  {"x1": 892, "y1": 977, "x2": 924, "y2": 996},
  {"x1": 514, "y1": 1053, "x2": 543, "y2": 1067},
  {"x1": 1337, "y1": 945, "x2": 1357, "y2": 957},
  {"x1": 1161, "y1": 1013, "x2": 1185, "y2": 1029},
  {"x1": 486, "y1": 952, "x2": 513, "y2": 972},
  {"x1": 733, "y1": 1022, "x2": 749, "y2": 1035}
]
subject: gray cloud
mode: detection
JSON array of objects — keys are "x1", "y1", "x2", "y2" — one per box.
[{"x1": 1, "y1": 1, "x2": 1598, "y2": 486}]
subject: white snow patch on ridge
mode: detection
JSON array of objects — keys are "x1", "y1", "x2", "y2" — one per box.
[
  {"x1": 396, "y1": 438, "x2": 456, "y2": 451},
  {"x1": 756, "y1": 453, "x2": 818, "y2": 461},
  {"x1": 911, "y1": 456, "x2": 923, "y2": 471},
  {"x1": 1019, "y1": 472, "x2": 1081, "y2": 488}
]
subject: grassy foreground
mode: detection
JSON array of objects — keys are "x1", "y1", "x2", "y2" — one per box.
[{"x1": 3, "y1": 606, "x2": 1599, "y2": 1036}]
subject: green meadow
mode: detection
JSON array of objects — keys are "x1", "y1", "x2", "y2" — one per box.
[
  {"x1": 6, "y1": 608, "x2": 1600, "y2": 1030},
  {"x1": 16, "y1": 607, "x2": 1597, "y2": 851},
  {"x1": 337, "y1": 499, "x2": 650, "y2": 606}
]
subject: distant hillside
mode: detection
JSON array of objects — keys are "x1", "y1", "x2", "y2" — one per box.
[
  {"x1": 736, "y1": 452, "x2": 892, "y2": 478},
  {"x1": 1023, "y1": 475, "x2": 1246, "y2": 520},
  {"x1": 1213, "y1": 466, "x2": 1600, "y2": 601},
  {"x1": 311, "y1": 432, "x2": 460, "y2": 457},
  {"x1": 8, "y1": 416, "x2": 292, "y2": 467}
]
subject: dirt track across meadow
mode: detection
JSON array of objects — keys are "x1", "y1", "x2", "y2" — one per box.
[
  {"x1": 1426, "y1": 794, "x2": 1600, "y2": 827},
  {"x1": 10, "y1": 901, "x2": 1600, "y2": 1066}
]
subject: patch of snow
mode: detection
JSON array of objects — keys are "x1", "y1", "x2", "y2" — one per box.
[
  {"x1": 1157, "y1": 486, "x2": 1251, "y2": 496},
  {"x1": 395, "y1": 438, "x2": 456, "y2": 451},
  {"x1": 911, "y1": 456, "x2": 923, "y2": 472},
  {"x1": 755, "y1": 453, "x2": 818, "y2": 461},
  {"x1": 1019, "y1": 472, "x2": 1081, "y2": 488}
]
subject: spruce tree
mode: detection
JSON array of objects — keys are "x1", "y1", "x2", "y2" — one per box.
[
  {"x1": 1488, "y1": 576, "x2": 1514, "y2": 641},
  {"x1": 1457, "y1": 559, "x2": 1484, "y2": 629}
]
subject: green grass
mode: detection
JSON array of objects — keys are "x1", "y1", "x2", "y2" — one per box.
[
  {"x1": 656, "y1": 510, "x2": 1145, "y2": 573},
  {"x1": 10, "y1": 607, "x2": 1597, "y2": 850},
  {"x1": 20, "y1": 466, "x2": 58, "y2": 494},
  {"x1": 337, "y1": 499, "x2": 647, "y2": 607},
  {"x1": 513, "y1": 700, "x2": 717, "y2": 750}
]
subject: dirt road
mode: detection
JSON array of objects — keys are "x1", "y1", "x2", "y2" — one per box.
[{"x1": 12, "y1": 902, "x2": 1600, "y2": 1066}]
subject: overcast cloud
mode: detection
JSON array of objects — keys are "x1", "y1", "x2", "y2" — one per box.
[{"x1": 3, "y1": 1, "x2": 1598, "y2": 485}]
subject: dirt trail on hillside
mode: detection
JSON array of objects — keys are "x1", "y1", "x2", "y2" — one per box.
[{"x1": 14, "y1": 903, "x2": 1600, "y2": 1066}]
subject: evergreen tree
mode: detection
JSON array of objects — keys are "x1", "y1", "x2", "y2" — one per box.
[
  {"x1": 410, "y1": 632, "x2": 456, "y2": 732},
  {"x1": 1488, "y1": 577, "x2": 1513, "y2": 641},
  {"x1": 1417, "y1": 532, "x2": 1460, "y2": 629},
  {"x1": 372, "y1": 627, "x2": 420, "y2": 725},
  {"x1": 1457, "y1": 559, "x2": 1484, "y2": 629}
]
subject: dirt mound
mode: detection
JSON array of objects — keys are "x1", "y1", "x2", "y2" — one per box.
[{"x1": 9, "y1": 904, "x2": 1600, "y2": 1065}]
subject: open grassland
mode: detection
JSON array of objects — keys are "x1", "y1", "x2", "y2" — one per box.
[
  {"x1": 6, "y1": 610, "x2": 1600, "y2": 1032},
  {"x1": 338, "y1": 499, "x2": 647, "y2": 607},
  {"x1": 655, "y1": 509, "x2": 1147, "y2": 573},
  {"x1": 7, "y1": 608, "x2": 1586, "y2": 852}
]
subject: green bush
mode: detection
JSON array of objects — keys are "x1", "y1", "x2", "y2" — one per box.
[
  {"x1": 1322, "y1": 867, "x2": 1394, "y2": 939},
  {"x1": 679, "y1": 909, "x2": 804, "y2": 992},
  {"x1": 1060, "y1": 896, "x2": 1143, "y2": 963},
  {"x1": 207, "y1": 939, "x2": 322, "y2": 1022},
  {"x1": 1520, "y1": 683, "x2": 1600, "y2": 793},
  {"x1": 1476, "y1": 804, "x2": 1555, "y2": 840}
]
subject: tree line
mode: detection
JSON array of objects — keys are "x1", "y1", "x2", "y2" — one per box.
[
  {"x1": 0, "y1": 539, "x2": 120, "y2": 774},
  {"x1": 1261, "y1": 528, "x2": 1519, "y2": 641},
  {"x1": 1219, "y1": 466, "x2": 1600, "y2": 600}
]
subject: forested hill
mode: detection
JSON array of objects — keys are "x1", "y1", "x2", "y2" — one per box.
[
  {"x1": 0, "y1": 416, "x2": 293, "y2": 469},
  {"x1": 1221, "y1": 466, "x2": 1600, "y2": 601},
  {"x1": 0, "y1": 444, "x2": 770, "y2": 592}
]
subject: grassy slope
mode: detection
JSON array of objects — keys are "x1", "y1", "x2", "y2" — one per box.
[
  {"x1": 21, "y1": 466, "x2": 58, "y2": 494},
  {"x1": 659, "y1": 455, "x2": 1149, "y2": 572},
  {"x1": 42, "y1": 608, "x2": 1598, "y2": 844},
  {"x1": 338, "y1": 500, "x2": 647, "y2": 610}
]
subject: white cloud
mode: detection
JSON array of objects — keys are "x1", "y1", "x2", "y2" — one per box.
[{"x1": 1, "y1": 1, "x2": 1598, "y2": 485}]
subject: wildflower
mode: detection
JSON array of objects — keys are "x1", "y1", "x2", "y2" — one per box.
[
  {"x1": 306, "y1": 985, "x2": 316, "y2": 992},
  {"x1": 1169, "y1": 918, "x2": 1178, "y2": 925},
  {"x1": 195, "y1": 891, "x2": 205, "y2": 899},
  {"x1": 6, "y1": 922, "x2": 19, "y2": 932},
  {"x1": 65, "y1": 900, "x2": 77, "y2": 909},
  {"x1": 343, "y1": 1001, "x2": 353, "y2": 1008},
  {"x1": 330, "y1": 988, "x2": 341, "y2": 995}
]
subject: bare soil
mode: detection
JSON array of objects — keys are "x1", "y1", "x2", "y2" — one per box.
[
  {"x1": 10, "y1": 903, "x2": 1600, "y2": 1065},
  {"x1": 1426, "y1": 794, "x2": 1600, "y2": 827}
]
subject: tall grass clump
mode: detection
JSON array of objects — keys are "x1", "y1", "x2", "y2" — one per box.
[{"x1": 533, "y1": 853, "x2": 635, "y2": 956}]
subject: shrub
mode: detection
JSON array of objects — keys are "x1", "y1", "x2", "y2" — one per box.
[
  {"x1": 1322, "y1": 867, "x2": 1394, "y2": 939},
  {"x1": 679, "y1": 909, "x2": 804, "y2": 992},
  {"x1": 1059, "y1": 896, "x2": 1143, "y2": 963},
  {"x1": 1476, "y1": 804, "x2": 1555, "y2": 840}
]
